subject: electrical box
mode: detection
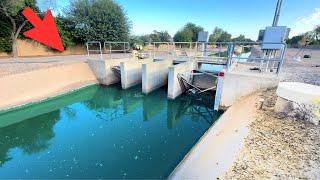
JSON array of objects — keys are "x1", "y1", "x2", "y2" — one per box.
[
  {"x1": 262, "y1": 26, "x2": 289, "y2": 50},
  {"x1": 198, "y1": 31, "x2": 209, "y2": 42},
  {"x1": 257, "y1": 30, "x2": 265, "y2": 42}
]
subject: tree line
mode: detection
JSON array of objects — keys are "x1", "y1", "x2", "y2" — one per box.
[
  {"x1": 0, "y1": 0, "x2": 253, "y2": 57},
  {"x1": 286, "y1": 26, "x2": 320, "y2": 46},
  {"x1": 131, "y1": 23, "x2": 253, "y2": 46}
]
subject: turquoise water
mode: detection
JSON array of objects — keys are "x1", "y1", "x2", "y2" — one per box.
[{"x1": 0, "y1": 85, "x2": 223, "y2": 179}]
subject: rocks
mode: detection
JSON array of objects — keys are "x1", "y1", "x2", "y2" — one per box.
[{"x1": 224, "y1": 89, "x2": 320, "y2": 179}]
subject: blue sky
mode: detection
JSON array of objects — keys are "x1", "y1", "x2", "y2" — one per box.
[{"x1": 38, "y1": 0, "x2": 320, "y2": 40}]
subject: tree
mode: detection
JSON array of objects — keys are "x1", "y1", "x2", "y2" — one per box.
[
  {"x1": 173, "y1": 23, "x2": 203, "y2": 42},
  {"x1": 312, "y1": 25, "x2": 320, "y2": 42},
  {"x1": 173, "y1": 29, "x2": 193, "y2": 42},
  {"x1": 232, "y1": 34, "x2": 246, "y2": 42},
  {"x1": 67, "y1": 0, "x2": 130, "y2": 43},
  {"x1": 149, "y1": 30, "x2": 171, "y2": 42},
  {"x1": 129, "y1": 34, "x2": 149, "y2": 48},
  {"x1": 286, "y1": 35, "x2": 304, "y2": 45},
  {"x1": 231, "y1": 34, "x2": 253, "y2": 42},
  {"x1": 0, "y1": 0, "x2": 39, "y2": 57},
  {"x1": 209, "y1": 27, "x2": 231, "y2": 42},
  {"x1": 55, "y1": 15, "x2": 75, "y2": 49}
]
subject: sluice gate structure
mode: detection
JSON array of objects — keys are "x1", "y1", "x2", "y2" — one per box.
[{"x1": 86, "y1": 40, "x2": 286, "y2": 110}]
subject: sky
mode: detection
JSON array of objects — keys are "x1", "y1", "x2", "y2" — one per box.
[{"x1": 37, "y1": 0, "x2": 320, "y2": 40}]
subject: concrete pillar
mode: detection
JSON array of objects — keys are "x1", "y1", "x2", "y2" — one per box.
[
  {"x1": 167, "y1": 61, "x2": 195, "y2": 99},
  {"x1": 142, "y1": 60, "x2": 173, "y2": 94},
  {"x1": 120, "y1": 59, "x2": 152, "y2": 89},
  {"x1": 87, "y1": 58, "x2": 131, "y2": 85}
]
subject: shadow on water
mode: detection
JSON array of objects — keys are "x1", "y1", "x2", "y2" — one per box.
[
  {"x1": 84, "y1": 84, "x2": 145, "y2": 121},
  {"x1": 0, "y1": 110, "x2": 60, "y2": 166},
  {"x1": 168, "y1": 92, "x2": 223, "y2": 129},
  {"x1": 0, "y1": 86, "x2": 99, "y2": 166},
  {"x1": 0, "y1": 85, "x2": 99, "y2": 128}
]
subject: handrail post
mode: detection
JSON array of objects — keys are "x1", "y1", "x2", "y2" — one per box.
[
  {"x1": 109, "y1": 43, "x2": 112, "y2": 59},
  {"x1": 276, "y1": 43, "x2": 286, "y2": 75},
  {"x1": 99, "y1": 42, "x2": 102, "y2": 59},
  {"x1": 86, "y1": 42, "x2": 89, "y2": 57},
  {"x1": 226, "y1": 42, "x2": 234, "y2": 70},
  {"x1": 123, "y1": 42, "x2": 126, "y2": 58}
]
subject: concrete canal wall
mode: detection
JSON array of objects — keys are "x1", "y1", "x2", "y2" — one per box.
[
  {"x1": 120, "y1": 59, "x2": 153, "y2": 89},
  {"x1": 142, "y1": 60, "x2": 173, "y2": 94},
  {"x1": 87, "y1": 58, "x2": 132, "y2": 85},
  {"x1": 169, "y1": 92, "x2": 258, "y2": 179},
  {"x1": 0, "y1": 62, "x2": 97, "y2": 110},
  {"x1": 220, "y1": 72, "x2": 279, "y2": 107},
  {"x1": 167, "y1": 61, "x2": 196, "y2": 99}
]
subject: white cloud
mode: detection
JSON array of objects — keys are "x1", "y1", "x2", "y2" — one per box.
[
  {"x1": 290, "y1": 8, "x2": 320, "y2": 37},
  {"x1": 296, "y1": 8, "x2": 320, "y2": 26}
]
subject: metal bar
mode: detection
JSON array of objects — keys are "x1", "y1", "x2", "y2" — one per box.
[
  {"x1": 109, "y1": 43, "x2": 112, "y2": 59},
  {"x1": 99, "y1": 42, "x2": 102, "y2": 59},
  {"x1": 277, "y1": 44, "x2": 287, "y2": 75},
  {"x1": 272, "y1": 0, "x2": 283, "y2": 26}
]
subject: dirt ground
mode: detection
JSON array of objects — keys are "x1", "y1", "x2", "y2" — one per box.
[{"x1": 224, "y1": 48, "x2": 320, "y2": 179}]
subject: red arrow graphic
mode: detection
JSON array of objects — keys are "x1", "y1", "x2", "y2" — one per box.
[{"x1": 22, "y1": 7, "x2": 64, "y2": 52}]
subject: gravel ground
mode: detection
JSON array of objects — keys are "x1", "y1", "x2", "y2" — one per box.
[
  {"x1": 224, "y1": 49, "x2": 320, "y2": 179},
  {"x1": 280, "y1": 48, "x2": 320, "y2": 85},
  {"x1": 224, "y1": 89, "x2": 320, "y2": 179}
]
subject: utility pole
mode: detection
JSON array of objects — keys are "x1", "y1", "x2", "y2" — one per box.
[{"x1": 272, "y1": 0, "x2": 283, "y2": 26}]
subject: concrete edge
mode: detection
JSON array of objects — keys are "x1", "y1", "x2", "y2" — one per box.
[
  {"x1": 0, "y1": 81, "x2": 98, "y2": 112},
  {"x1": 168, "y1": 92, "x2": 258, "y2": 179}
]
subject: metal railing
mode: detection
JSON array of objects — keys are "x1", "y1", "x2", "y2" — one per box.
[
  {"x1": 104, "y1": 42, "x2": 130, "y2": 59},
  {"x1": 144, "y1": 41, "x2": 287, "y2": 75},
  {"x1": 86, "y1": 41, "x2": 287, "y2": 74},
  {"x1": 86, "y1": 41, "x2": 103, "y2": 59},
  {"x1": 86, "y1": 41, "x2": 130, "y2": 60}
]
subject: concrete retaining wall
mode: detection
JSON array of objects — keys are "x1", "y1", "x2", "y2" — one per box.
[
  {"x1": 142, "y1": 60, "x2": 173, "y2": 94},
  {"x1": 167, "y1": 61, "x2": 195, "y2": 99},
  {"x1": 220, "y1": 72, "x2": 279, "y2": 107},
  {"x1": 87, "y1": 58, "x2": 132, "y2": 85},
  {"x1": 120, "y1": 59, "x2": 152, "y2": 89},
  {"x1": 0, "y1": 62, "x2": 97, "y2": 110}
]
